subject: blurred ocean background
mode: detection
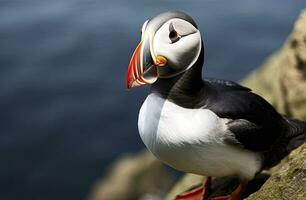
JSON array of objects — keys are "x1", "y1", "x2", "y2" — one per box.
[{"x1": 1, "y1": 0, "x2": 306, "y2": 200}]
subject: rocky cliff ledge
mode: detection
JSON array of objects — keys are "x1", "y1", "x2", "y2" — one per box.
[{"x1": 166, "y1": 9, "x2": 306, "y2": 200}]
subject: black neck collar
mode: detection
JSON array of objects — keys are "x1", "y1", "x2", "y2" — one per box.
[{"x1": 150, "y1": 46, "x2": 205, "y2": 108}]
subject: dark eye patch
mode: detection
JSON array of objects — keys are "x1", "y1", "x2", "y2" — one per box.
[{"x1": 169, "y1": 23, "x2": 181, "y2": 43}]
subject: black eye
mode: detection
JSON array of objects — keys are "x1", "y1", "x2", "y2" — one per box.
[{"x1": 169, "y1": 23, "x2": 181, "y2": 43}]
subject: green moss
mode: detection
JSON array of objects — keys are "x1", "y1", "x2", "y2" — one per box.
[{"x1": 246, "y1": 144, "x2": 306, "y2": 200}]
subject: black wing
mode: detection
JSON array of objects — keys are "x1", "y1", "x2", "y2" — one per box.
[
  {"x1": 203, "y1": 79, "x2": 286, "y2": 152},
  {"x1": 204, "y1": 78, "x2": 251, "y2": 92}
]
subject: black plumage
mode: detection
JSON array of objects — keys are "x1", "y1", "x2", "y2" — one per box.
[{"x1": 151, "y1": 45, "x2": 306, "y2": 169}]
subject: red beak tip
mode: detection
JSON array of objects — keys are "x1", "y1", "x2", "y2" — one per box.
[{"x1": 126, "y1": 80, "x2": 134, "y2": 89}]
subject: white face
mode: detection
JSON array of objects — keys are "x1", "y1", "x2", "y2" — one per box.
[{"x1": 145, "y1": 18, "x2": 202, "y2": 78}]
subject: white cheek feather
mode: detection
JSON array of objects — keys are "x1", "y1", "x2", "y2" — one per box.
[
  {"x1": 152, "y1": 19, "x2": 201, "y2": 75},
  {"x1": 170, "y1": 33, "x2": 201, "y2": 68},
  {"x1": 138, "y1": 93, "x2": 262, "y2": 180}
]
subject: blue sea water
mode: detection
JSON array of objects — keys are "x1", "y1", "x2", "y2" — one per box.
[{"x1": 1, "y1": 0, "x2": 306, "y2": 199}]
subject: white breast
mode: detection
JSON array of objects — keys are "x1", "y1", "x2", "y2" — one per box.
[{"x1": 138, "y1": 93, "x2": 262, "y2": 180}]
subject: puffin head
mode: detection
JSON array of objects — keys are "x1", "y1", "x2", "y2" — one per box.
[{"x1": 126, "y1": 11, "x2": 202, "y2": 88}]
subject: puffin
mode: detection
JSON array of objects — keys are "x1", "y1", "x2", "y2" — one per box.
[{"x1": 126, "y1": 11, "x2": 306, "y2": 200}]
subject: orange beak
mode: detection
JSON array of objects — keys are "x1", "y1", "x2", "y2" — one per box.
[{"x1": 126, "y1": 37, "x2": 167, "y2": 89}]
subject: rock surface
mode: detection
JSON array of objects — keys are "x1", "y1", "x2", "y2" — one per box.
[
  {"x1": 87, "y1": 151, "x2": 172, "y2": 200},
  {"x1": 245, "y1": 143, "x2": 306, "y2": 200},
  {"x1": 242, "y1": 9, "x2": 306, "y2": 120},
  {"x1": 166, "y1": 9, "x2": 306, "y2": 200}
]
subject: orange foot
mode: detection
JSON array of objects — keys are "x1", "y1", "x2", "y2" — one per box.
[
  {"x1": 212, "y1": 181, "x2": 247, "y2": 200},
  {"x1": 175, "y1": 177, "x2": 211, "y2": 200}
]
